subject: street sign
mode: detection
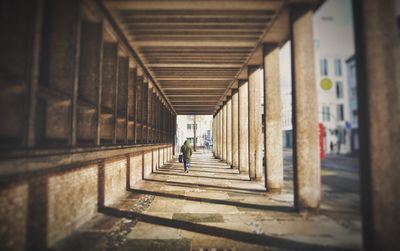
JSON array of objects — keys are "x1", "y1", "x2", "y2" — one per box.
[{"x1": 320, "y1": 78, "x2": 333, "y2": 91}]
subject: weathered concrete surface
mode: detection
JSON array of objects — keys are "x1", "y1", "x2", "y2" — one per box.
[
  {"x1": 248, "y1": 66, "x2": 263, "y2": 181},
  {"x1": 216, "y1": 115, "x2": 219, "y2": 158},
  {"x1": 218, "y1": 111, "x2": 222, "y2": 159},
  {"x1": 222, "y1": 104, "x2": 227, "y2": 161},
  {"x1": 290, "y1": 6, "x2": 320, "y2": 211},
  {"x1": 354, "y1": 0, "x2": 400, "y2": 250},
  {"x1": 226, "y1": 98, "x2": 232, "y2": 164},
  {"x1": 231, "y1": 90, "x2": 239, "y2": 169},
  {"x1": 52, "y1": 151, "x2": 361, "y2": 251},
  {"x1": 238, "y1": 80, "x2": 249, "y2": 174},
  {"x1": 263, "y1": 45, "x2": 283, "y2": 190}
]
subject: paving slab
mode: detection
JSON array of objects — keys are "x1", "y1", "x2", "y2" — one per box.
[{"x1": 52, "y1": 151, "x2": 362, "y2": 251}]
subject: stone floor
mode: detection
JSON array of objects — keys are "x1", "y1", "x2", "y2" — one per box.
[{"x1": 53, "y1": 151, "x2": 362, "y2": 251}]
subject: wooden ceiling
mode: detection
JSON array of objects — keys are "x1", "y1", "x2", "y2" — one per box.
[{"x1": 104, "y1": 0, "x2": 319, "y2": 115}]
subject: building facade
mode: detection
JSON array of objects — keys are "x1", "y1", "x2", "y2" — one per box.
[
  {"x1": 316, "y1": 54, "x2": 352, "y2": 154},
  {"x1": 176, "y1": 115, "x2": 212, "y2": 149},
  {"x1": 346, "y1": 55, "x2": 359, "y2": 153}
]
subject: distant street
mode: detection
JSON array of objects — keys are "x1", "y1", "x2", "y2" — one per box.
[{"x1": 282, "y1": 148, "x2": 361, "y2": 231}]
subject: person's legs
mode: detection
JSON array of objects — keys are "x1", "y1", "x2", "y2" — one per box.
[
  {"x1": 187, "y1": 160, "x2": 191, "y2": 172},
  {"x1": 183, "y1": 160, "x2": 187, "y2": 172}
]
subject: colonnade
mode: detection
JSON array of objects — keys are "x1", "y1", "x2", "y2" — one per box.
[
  {"x1": 213, "y1": 6, "x2": 319, "y2": 212},
  {"x1": 0, "y1": 0, "x2": 177, "y2": 150}
]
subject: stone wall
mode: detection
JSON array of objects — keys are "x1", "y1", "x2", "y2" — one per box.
[
  {"x1": 159, "y1": 147, "x2": 164, "y2": 168},
  {"x1": 152, "y1": 147, "x2": 160, "y2": 172},
  {"x1": 48, "y1": 164, "x2": 98, "y2": 246},
  {"x1": 129, "y1": 153, "x2": 144, "y2": 187},
  {"x1": 0, "y1": 144, "x2": 173, "y2": 251},
  {"x1": 143, "y1": 151, "x2": 153, "y2": 178},
  {"x1": 0, "y1": 183, "x2": 28, "y2": 251},
  {"x1": 104, "y1": 158, "x2": 128, "y2": 206}
]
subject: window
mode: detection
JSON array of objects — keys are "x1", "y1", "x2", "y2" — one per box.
[
  {"x1": 351, "y1": 86, "x2": 357, "y2": 97},
  {"x1": 349, "y1": 64, "x2": 356, "y2": 78},
  {"x1": 337, "y1": 104, "x2": 344, "y2": 121},
  {"x1": 353, "y1": 110, "x2": 358, "y2": 124},
  {"x1": 320, "y1": 59, "x2": 328, "y2": 76},
  {"x1": 336, "y1": 81, "x2": 344, "y2": 98},
  {"x1": 338, "y1": 128, "x2": 346, "y2": 144},
  {"x1": 334, "y1": 59, "x2": 342, "y2": 76},
  {"x1": 322, "y1": 106, "x2": 330, "y2": 122},
  {"x1": 187, "y1": 124, "x2": 192, "y2": 130}
]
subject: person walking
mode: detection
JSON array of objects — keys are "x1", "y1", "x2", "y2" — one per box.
[{"x1": 180, "y1": 140, "x2": 193, "y2": 173}]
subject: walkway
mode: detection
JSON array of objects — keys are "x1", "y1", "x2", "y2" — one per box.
[{"x1": 54, "y1": 151, "x2": 361, "y2": 251}]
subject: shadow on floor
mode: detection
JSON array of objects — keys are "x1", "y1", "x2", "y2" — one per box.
[
  {"x1": 144, "y1": 178, "x2": 266, "y2": 193},
  {"x1": 129, "y1": 188, "x2": 294, "y2": 212},
  {"x1": 159, "y1": 166, "x2": 239, "y2": 174},
  {"x1": 99, "y1": 207, "x2": 358, "y2": 251},
  {"x1": 154, "y1": 169, "x2": 249, "y2": 181}
]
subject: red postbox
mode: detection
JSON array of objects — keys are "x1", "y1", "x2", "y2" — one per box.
[{"x1": 319, "y1": 123, "x2": 325, "y2": 160}]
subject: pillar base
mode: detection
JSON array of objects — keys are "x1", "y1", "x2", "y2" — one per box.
[
  {"x1": 297, "y1": 207, "x2": 320, "y2": 215},
  {"x1": 255, "y1": 176, "x2": 264, "y2": 182},
  {"x1": 266, "y1": 187, "x2": 282, "y2": 193}
]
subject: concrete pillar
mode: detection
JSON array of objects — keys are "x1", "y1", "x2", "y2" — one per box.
[
  {"x1": 263, "y1": 45, "x2": 283, "y2": 190},
  {"x1": 231, "y1": 90, "x2": 239, "y2": 169},
  {"x1": 219, "y1": 108, "x2": 222, "y2": 158},
  {"x1": 238, "y1": 80, "x2": 249, "y2": 174},
  {"x1": 248, "y1": 66, "x2": 263, "y2": 181},
  {"x1": 142, "y1": 80, "x2": 149, "y2": 143},
  {"x1": 226, "y1": 98, "x2": 232, "y2": 164},
  {"x1": 214, "y1": 117, "x2": 217, "y2": 156},
  {"x1": 136, "y1": 75, "x2": 143, "y2": 143},
  {"x1": 216, "y1": 112, "x2": 220, "y2": 158},
  {"x1": 354, "y1": 0, "x2": 400, "y2": 250},
  {"x1": 290, "y1": 6, "x2": 320, "y2": 211},
  {"x1": 212, "y1": 117, "x2": 215, "y2": 155},
  {"x1": 214, "y1": 116, "x2": 217, "y2": 156},
  {"x1": 222, "y1": 104, "x2": 227, "y2": 161}
]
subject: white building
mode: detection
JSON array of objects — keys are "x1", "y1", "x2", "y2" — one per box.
[
  {"x1": 278, "y1": 0, "x2": 356, "y2": 154},
  {"x1": 313, "y1": 0, "x2": 355, "y2": 154},
  {"x1": 346, "y1": 55, "x2": 359, "y2": 152},
  {"x1": 176, "y1": 115, "x2": 212, "y2": 149},
  {"x1": 279, "y1": 42, "x2": 293, "y2": 148},
  {"x1": 316, "y1": 54, "x2": 352, "y2": 154}
]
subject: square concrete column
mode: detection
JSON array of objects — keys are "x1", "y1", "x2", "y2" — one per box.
[
  {"x1": 248, "y1": 66, "x2": 263, "y2": 181},
  {"x1": 238, "y1": 80, "x2": 249, "y2": 174},
  {"x1": 222, "y1": 104, "x2": 227, "y2": 161},
  {"x1": 214, "y1": 116, "x2": 218, "y2": 157},
  {"x1": 263, "y1": 45, "x2": 283, "y2": 190},
  {"x1": 354, "y1": 0, "x2": 400, "y2": 250},
  {"x1": 231, "y1": 90, "x2": 239, "y2": 169},
  {"x1": 213, "y1": 116, "x2": 218, "y2": 157},
  {"x1": 290, "y1": 6, "x2": 320, "y2": 211},
  {"x1": 212, "y1": 117, "x2": 215, "y2": 156},
  {"x1": 218, "y1": 110, "x2": 222, "y2": 158},
  {"x1": 216, "y1": 111, "x2": 221, "y2": 158},
  {"x1": 215, "y1": 111, "x2": 219, "y2": 158},
  {"x1": 226, "y1": 98, "x2": 232, "y2": 165}
]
